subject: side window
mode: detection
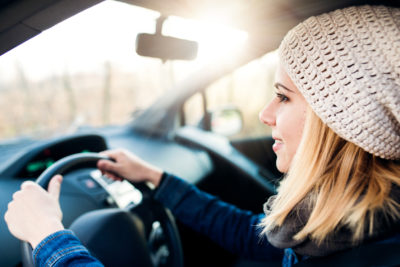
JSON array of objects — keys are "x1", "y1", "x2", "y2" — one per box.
[{"x1": 183, "y1": 51, "x2": 278, "y2": 139}]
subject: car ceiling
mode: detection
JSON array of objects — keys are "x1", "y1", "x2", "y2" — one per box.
[{"x1": 1, "y1": 0, "x2": 399, "y2": 56}]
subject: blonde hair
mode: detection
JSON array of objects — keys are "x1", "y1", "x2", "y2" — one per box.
[{"x1": 261, "y1": 107, "x2": 400, "y2": 244}]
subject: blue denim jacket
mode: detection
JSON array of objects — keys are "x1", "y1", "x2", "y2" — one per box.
[
  {"x1": 33, "y1": 230, "x2": 103, "y2": 266},
  {"x1": 31, "y1": 173, "x2": 305, "y2": 266}
]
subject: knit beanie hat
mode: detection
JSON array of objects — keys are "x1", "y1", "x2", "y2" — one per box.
[{"x1": 279, "y1": 5, "x2": 400, "y2": 159}]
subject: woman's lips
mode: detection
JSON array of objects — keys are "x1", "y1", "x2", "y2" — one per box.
[{"x1": 272, "y1": 139, "x2": 283, "y2": 152}]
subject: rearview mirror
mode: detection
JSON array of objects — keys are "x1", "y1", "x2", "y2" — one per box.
[{"x1": 136, "y1": 33, "x2": 198, "y2": 61}]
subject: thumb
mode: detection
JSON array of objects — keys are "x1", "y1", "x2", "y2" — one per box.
[{"x1": 48, "y1": 175, "x2": 63, "y2": 200}]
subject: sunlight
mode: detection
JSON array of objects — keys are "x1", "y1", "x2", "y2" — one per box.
[
  {"x1": 0, "y1": 0, "x2": 248, "y2": 83},
  {"x1": 163, "y1": 16, "x2": 248, "y2": 63}
]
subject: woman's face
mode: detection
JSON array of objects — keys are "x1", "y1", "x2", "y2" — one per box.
[{"x1": 259, "y1": 63, "x2": 308, "y2": 173}]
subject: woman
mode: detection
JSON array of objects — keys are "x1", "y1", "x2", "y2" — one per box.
[{"x1": 4, "y1": 5, "x2": 400, "y2": 266}]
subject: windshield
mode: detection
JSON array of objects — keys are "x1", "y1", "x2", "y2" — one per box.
[{"x1": 0, "y1": 0, "x2": 247, "y2": 141}]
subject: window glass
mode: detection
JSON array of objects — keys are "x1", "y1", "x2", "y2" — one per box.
[
  {"x1": 0, "y1": 0, "x2": 247, "y2": 140},
  {"x1": 184, "y1": 51, "x2": 278, "y2": 139}
]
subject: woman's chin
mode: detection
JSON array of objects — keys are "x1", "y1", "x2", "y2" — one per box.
[{"x1": 276, "y1": 158, "x2": 289, "y2": 173}]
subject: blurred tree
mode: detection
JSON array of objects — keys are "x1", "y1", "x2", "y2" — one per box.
[
  {"x1": 102, "y1": 61, "x2": 112, "y2": 124},
  {"x1": 15, "y1": 60, "x2": 31, "y2": 135},
  {"x1": 63, "y1": 69, "x2": 77, "y2": 124}
]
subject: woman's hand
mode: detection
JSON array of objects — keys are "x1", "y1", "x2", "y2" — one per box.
[
  {"x1": 97, "y1": 149, "x2": 163, "y2": 187},
  {"x1": 4, "y1": 175, "x2": 64, "y2": 249}
]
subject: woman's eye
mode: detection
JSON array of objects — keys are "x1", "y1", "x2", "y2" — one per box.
[{"x1": 276, "y1": 93, "x2": 289, "y2": 103}]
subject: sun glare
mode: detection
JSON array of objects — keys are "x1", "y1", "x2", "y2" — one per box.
[
  {"x1": 163, "y1": 16, "x2": 248, "y2": 63},
  {"x1": 0, "y1": 0, "x2": 248, "y2": 83}
]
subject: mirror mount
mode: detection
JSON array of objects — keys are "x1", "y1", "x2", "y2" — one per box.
[{"x1": 155, "y1": 16, "x2": 166, "y2": 35}]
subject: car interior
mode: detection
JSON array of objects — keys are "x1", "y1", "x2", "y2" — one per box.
[{"x1": 0, "y1": 0, "x2": 400, "y2": 266}]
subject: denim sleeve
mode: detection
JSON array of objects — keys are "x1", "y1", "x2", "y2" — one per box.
[
  {"x1": 33, "y1": 230, "x2": 104, "y2": 267},
  {"x1": 153, "y1": 173, "x2": 283, "y2": 261}
]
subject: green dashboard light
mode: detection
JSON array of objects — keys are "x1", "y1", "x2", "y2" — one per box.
[
  {"x1": 46, "y1": 160, "x2": 54, "y2": 168},
  {"x1": 26, "y1": 159, "x2": 55, "y2": 173}
]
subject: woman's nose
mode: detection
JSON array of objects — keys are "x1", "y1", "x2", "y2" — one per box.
[{"x1": 259, "y1": 102, "x2": 276, "y2": 126}]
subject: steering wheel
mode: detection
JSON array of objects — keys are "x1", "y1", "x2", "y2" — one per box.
[{"x1": 21, "y1": 153, "x2": 183, "y2": 267}]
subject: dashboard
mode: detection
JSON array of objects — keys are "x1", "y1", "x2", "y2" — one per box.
[
  {"x1": 0, "y1": 129, "x2": 216, "y2": 266},
  {"x1": 0, "y1": 134, "x2": 107, "y2": 178},
  {"x1": 1, "y1": 133, "x2": 146, "y2": 209}
]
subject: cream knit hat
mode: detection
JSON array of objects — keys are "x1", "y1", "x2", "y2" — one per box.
[{"x1": 279, "y1": 5, "x2": 400, "y2": 159}]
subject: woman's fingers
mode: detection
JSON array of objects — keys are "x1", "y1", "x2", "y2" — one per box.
[{"x1": 97, "y1": 159, "x2": 118, "y2": 173}]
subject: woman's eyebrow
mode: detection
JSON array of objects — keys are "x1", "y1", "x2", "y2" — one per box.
[{"x1": 274, "y1": 82, "x2": 294, "y2": 93}]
